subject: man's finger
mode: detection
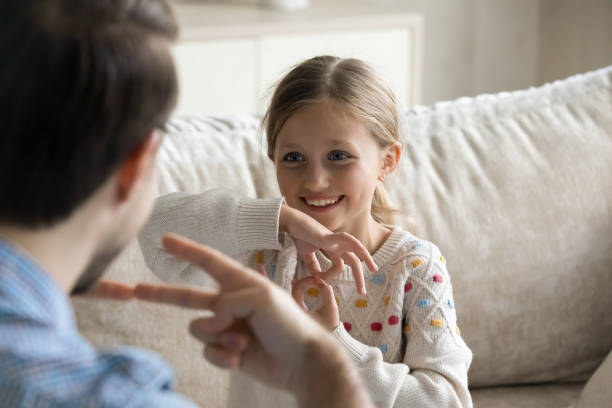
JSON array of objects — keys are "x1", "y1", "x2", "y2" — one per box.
[
  {"x1": 74, "y1": 280, "x2": 135, "y2": 301},
  {"x1": 204, "y1": 344, "x2": 242, "y2": 370},
  {"x1": 162, "y1": 233, "x2": 264, "y2": 290},
  {"x1": 134, "y1": 283, "x2": 218, "y2": 310}
]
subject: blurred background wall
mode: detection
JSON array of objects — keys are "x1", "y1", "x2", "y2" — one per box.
[{"x1": 387, "y1": 0, "x2": 612, "y2": 104}]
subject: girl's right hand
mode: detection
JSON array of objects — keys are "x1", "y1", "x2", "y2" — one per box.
[
  {"x1": 280, "y1": 204, "x2": 377, "y2": 295},
  {"x1": 292, "y1": 273, "x2": 340, "y2": 332}
]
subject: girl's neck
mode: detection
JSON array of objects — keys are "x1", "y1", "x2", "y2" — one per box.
[{"x1": 344, "y1": 216, "x2": 391, "y2": 256}]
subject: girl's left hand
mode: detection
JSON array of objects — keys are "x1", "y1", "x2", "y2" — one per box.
[
  {"x1": 280, "y1": 204, "x2": 376, "y2": 295},
  {"x1": 291, "y1": 274, "x2": 340, "y2": 332}
]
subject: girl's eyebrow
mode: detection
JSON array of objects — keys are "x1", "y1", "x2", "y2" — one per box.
[
  {"x1": 278, "y1": 139, "x2": 354, "y2": 149},
  {"x1": 277, "y1": 142, "x2": 303, "y2": 150}
]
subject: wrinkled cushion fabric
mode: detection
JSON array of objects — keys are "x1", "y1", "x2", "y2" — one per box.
[{"x1": 387, "y1": 66, "x2": 612, "y2": 386}]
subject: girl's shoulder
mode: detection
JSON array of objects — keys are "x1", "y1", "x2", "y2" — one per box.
[{"x1": 380, "y1": 225, "x2": 444, "y2": 269}]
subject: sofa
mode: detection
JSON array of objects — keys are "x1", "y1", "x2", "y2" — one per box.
[{"x1": 72, "y1": 65, "x2": 612, "y2": 407}]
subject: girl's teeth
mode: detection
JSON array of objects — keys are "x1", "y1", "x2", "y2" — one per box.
[{"x1": 306, "y1": 198, "x2": 339, "y2": 207}]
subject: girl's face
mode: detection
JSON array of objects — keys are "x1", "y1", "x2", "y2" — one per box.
[{"x1": 273, "y1": 100, "x2": 388, "y2": 236}]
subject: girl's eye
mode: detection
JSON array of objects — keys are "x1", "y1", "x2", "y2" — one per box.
[
  {"x1": 328, "y1": 150, "x2": 349, "y2": 161},
  {"x1": 283, "y1": 152, "x2": 304, "y2": 162}
]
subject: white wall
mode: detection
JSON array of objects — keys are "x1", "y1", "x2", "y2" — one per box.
[{"x1": 388, "y1": 0, "x2": 612, "y2": 105}]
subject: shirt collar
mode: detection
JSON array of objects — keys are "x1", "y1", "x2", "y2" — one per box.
[{"x1": 0, "y1": 238, "x2": 76, "y2": 331}]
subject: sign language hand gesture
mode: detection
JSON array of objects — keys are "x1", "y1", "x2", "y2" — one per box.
[
  {"x1": 280, "y1": 204, "x2": 376, "y2": 295},
  {"x1": 291, "y1": 257, "x2": 345, "y2": 331}
]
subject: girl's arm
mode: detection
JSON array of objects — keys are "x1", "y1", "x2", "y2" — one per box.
[
  {"x1": 138, "y1": 189, "x2": 284, "y2": 285},
  {"x1": 331, "y1": 243, "x2": 473, "y2": 408},
  {"x1": 138, "y1": 189, "x2": 375, "y2": 289}
]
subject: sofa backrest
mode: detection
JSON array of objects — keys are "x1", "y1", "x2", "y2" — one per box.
[
  {"x1": 387, "y1": 66, "x2": 612, "y2": 386},
  {"x1": 73, "y1": 66, "x2": 612, "y2": 405}
]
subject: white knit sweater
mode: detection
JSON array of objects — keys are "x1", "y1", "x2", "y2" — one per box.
[{"x1": 138, "y1": 189, "x2": 473, "y2": 408}]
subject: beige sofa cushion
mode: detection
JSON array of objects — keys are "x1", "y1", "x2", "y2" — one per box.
[{"x1": 577, "y1": 350, "x2": 612, "y2": 408}]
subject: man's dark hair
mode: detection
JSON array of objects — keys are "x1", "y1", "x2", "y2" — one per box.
[{"x1": 0, "y1": 0, "x2": 178, "y2": 227}]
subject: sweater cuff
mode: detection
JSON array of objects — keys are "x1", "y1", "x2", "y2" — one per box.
[
  {"x1": 237, "y1": 197, "x2": 284, "y2": 251},
  {"x1": 332, "y1": 324, "x2": 371, "y2": 363}
]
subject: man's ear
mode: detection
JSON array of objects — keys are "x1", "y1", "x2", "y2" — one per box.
[
  {"x1": 117, "y1": 130, "x2": 163, "y2": 202},
  {"x1": 379, "y1": 142, "x2": 401, "y2": 181}
]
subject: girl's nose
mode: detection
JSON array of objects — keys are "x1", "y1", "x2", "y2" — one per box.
[{"x1": 302, "y1": 163, "x2": 330, "y2": 191}]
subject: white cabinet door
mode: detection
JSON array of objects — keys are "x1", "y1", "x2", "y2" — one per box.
[
  {"x1": 258, "y1": 28, "x2": 412, "y2": 113},
  {"x1": 172, "y1": 39, "x2": 257, "y2": 116}
]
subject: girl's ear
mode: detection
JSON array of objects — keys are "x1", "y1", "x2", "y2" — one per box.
[{"x1": 379, "y1": 142, "x2": 401, "y2": 181}]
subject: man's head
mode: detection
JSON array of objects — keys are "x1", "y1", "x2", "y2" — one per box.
[{"x1": 0, "y1": 0, "x2": 178, "y2": 292}]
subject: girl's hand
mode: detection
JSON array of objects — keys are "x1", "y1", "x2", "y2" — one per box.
[
  {"x1": 280, "y1": 204, "x2": 377, "y2": 295},
  {"x1": 292, "y1": 275, "x2": 340, "y2": 332}
]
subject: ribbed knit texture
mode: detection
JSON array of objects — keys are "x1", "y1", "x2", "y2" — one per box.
[{"x1": 139, "y1": 190, "x2": 473, "y2": 408}]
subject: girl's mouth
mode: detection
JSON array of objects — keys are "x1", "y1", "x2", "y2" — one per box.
[{"x1": 301, "y1": 195, "x2": 344, "y2": 211}]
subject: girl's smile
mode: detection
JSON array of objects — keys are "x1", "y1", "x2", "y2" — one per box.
[{"x1": 302, "y1": 195, "x2": 345, "y2": 211}]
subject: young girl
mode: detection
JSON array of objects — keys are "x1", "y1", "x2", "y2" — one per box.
[{"x1": 139, "y1": 56, "x2": 472, "y2": 407}]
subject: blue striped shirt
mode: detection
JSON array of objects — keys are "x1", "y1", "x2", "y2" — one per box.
[{"x1": 0, "y1": 239, "x2": 197, "y2": 407}]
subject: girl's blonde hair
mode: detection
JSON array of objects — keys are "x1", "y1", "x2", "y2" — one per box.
[{"x1": 263, "y1": 55, "x2": 405, "y2": 227}]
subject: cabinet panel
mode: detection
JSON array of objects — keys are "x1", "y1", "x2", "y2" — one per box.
[
  {"x1": 258, "y1": 28, "x2": 412, "y2": 112},
  {"x1": 172, "y1": 39, "x2": 257, "y2": 116}
]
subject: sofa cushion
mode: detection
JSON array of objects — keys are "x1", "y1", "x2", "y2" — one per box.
[
  {"x1": 386, "y1": 66, "x2": 612, "y2": 386},
  {"x1": 577, "y1": 350, "x2": 612, "y2": 408}
]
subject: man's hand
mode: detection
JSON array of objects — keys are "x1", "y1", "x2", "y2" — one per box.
[
  {"x1": 132, "y1": 233, "x2": 328, "y2": 390},
  {"x1": 280, "y1": 204, "x2": 377, "y2": 295},
  {"x1": 73, "y1": 280, "x2": 135, "y2": 300},
  {"x1": 78, "y1": 233, "x2": 375, "y2": 408}
]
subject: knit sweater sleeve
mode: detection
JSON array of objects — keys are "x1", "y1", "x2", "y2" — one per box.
[
  {"x1": 138, "y1": 189, "x2": 284, "y2": 285},
  {"x1": 332, "y1": 242, "x2": 472, "y2": 408}
]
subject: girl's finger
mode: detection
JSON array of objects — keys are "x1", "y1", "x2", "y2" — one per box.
[
  {"x1": 301, "y1": 251, "x2": 322, "y2": 276},
  {"x1": 291, "y1": 276, "x2": 316, "y2": 310},
  {"x1": 338, "y1": 232, "x2": 378, "y2": 273},
  {"x1": 343, "y1": 252, "x2": 367, "y2": 295},
  {"x1": 317, "y1": 257, "x2": 344, "y2": 281},
  {"x1": 316, "y1": 279, "x2": 338, "y2": 315}
]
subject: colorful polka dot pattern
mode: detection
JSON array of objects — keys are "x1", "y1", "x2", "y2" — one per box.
[
  {"x1": 326, "y1": 242, "x2": 462, "y2": 364},
  {"x1": 430, "y1": 319, "x2": 443, "y2": 327},
  {"x1": 372, "y1": 275, "x2": 385, "y2": 285},
  {"x1": 371, "y1": 322, "x2": 383, "y2": 331},
  {"x1": 355, "y1": 299, "x2": 368, "y2": 308},
  {"x1": 307, "y1": 287, "x2": 319, "y2": 297},
  {"x1": 417, "y1": 299, "x2": 431, "y2": 308}
]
